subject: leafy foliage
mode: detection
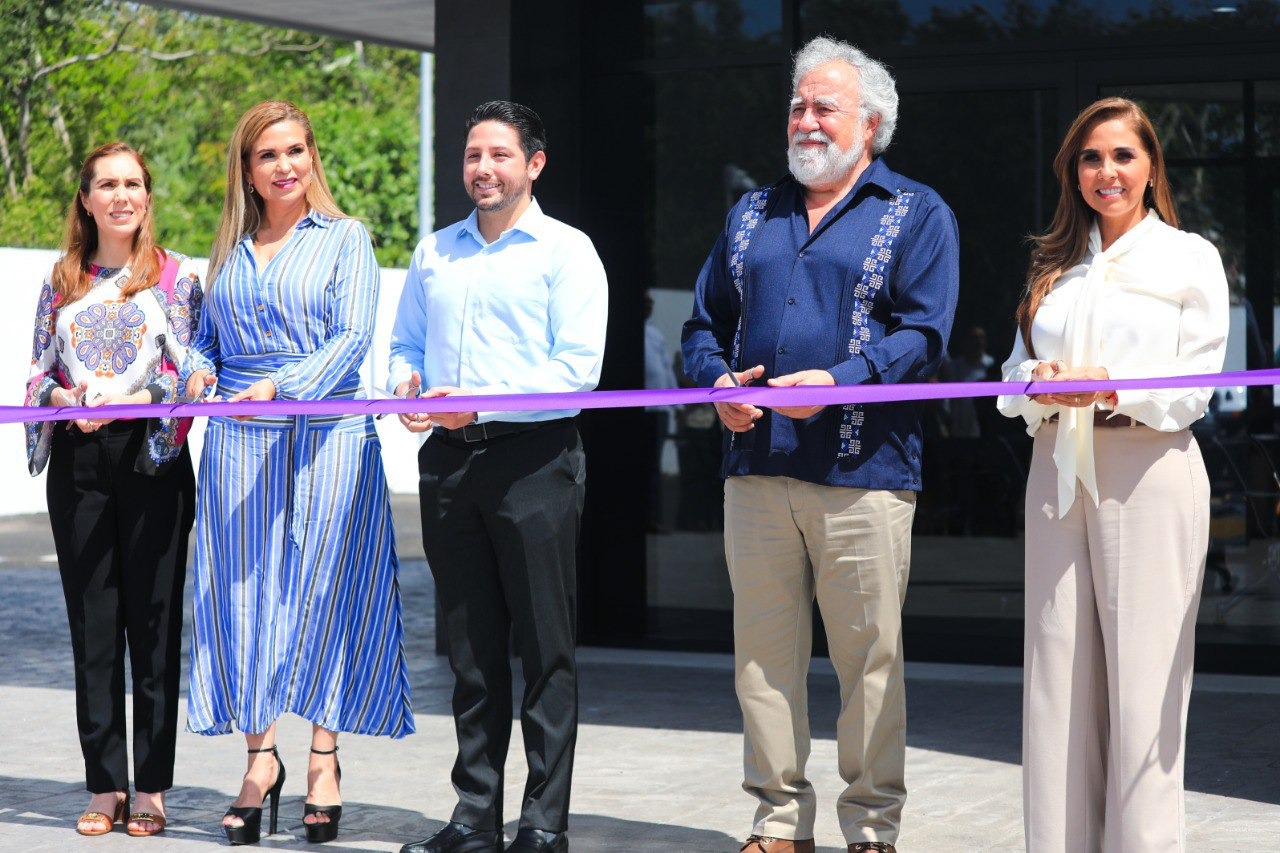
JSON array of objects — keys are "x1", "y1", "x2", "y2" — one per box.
[{"x1": 0, "y1": 0, "x2": 421, "y2": 266}]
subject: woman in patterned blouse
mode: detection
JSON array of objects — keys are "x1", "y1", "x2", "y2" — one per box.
[{"x1": 24, "y1": 142, "x2": 203, "y2": 838}]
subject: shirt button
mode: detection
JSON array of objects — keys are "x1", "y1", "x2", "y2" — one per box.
[
  {"x1": 787, "y1": 298, "x2": 796, "y2": 305},
  {"x1": 257, "y1": 304, "x2": 265, "y2": 311},
  {"x1": 798, "y1": 251, "x2": 806, "y2": 258},
  {"x1": 265, "y1": 330, "x2": 272, "y2": 337},
  {"x1": 778, "y1": 346, "x2": 786, "y2": 354}
]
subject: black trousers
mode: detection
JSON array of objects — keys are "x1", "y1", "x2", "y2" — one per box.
[
  {"x1": 47, "y1": 420, "x2": 195, "y2": 793},
  {"x1": 419, "y1": 420, "x2": 585, "y2": 833}
]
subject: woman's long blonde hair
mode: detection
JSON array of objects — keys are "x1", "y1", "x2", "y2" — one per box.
[
  {"x1": 207, "y1": 100, "x2": 347, "y2": 284},
  {"x1": 52, "y1": 142, "x2": 164, "y2": 303},
  {"x1": 1015, "y1": 97, "x2": 1178, "y2": 355}
]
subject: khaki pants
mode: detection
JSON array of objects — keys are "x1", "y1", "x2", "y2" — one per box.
[
  {"x1": 1023, "y1": 423, "x2": 1209, "y2": 852},
  {"x1": 725, "y1": 475, "x2": 915, "y2": 844}
]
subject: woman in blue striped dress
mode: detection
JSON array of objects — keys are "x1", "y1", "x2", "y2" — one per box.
[{"x1": 183, "y1": 100, "x2": 413, "y2": 846}]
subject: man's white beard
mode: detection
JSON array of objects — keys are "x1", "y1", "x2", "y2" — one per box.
[{"x1": 788, "y1": 129, "x2": 863, "y2": 188}]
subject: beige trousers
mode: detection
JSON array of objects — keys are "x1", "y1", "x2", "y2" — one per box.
[
  {"x1": 1023, "y1": 422, "x2": 1209, "y2": 852},
  {"x1": 724, "y1": 475, "x2": 916, "y2": 844}
]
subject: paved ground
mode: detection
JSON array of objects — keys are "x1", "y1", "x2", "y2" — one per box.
[{"x1": 1, "y1": 499, "x2": 1279, "y2": 851}]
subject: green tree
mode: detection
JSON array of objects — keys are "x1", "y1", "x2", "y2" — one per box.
[{"x1": 0, "y1": 0, "x2": 421, "y2": 266}]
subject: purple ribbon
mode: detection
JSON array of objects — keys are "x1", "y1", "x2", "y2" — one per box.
[{"x1": 9, "y1": 367, "x2": 1279, "y2": 424}]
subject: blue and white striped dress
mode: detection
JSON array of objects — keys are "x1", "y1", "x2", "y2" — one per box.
[{"x1": 184, "y1": 212, "x2": 413, "y2": 737}]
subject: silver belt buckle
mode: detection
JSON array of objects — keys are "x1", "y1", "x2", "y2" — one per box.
[{"x1": 461, "y1": 422, "x2": 488, "y2": 442}]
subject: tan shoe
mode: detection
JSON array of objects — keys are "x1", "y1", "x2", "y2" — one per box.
[
  {"x1": 76, "y1": 792, "x2": 128, "y2": 836},
  {"x1": 740, "y1": 836, "x2": 816, "y2": 853},
  {"x1": 849, "y1": 843, "x2": 897, "y2": 853}
]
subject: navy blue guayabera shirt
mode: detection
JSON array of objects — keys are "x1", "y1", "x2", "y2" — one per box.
[{"x1": 681, "y1": 159, "x2": 960, "y2": 491}]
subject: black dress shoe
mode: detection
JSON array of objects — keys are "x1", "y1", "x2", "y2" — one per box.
[
  {"x1": 400, "y1": 821, "x2": 504, "y2": 853},
  {"x1": 506, "y1": 828, "x2": 568, "y2": 852}
]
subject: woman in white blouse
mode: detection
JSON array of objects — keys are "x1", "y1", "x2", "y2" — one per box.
[
  {"x1": 997, "y1": 98, "x2": 1228, "y2": 851},
  {"x1": 24, "y1": 142, "x2": 202, "y2": 838}
]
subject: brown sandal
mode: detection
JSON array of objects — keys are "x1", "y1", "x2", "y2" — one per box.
[
  {"x1": 76, "y1": 793, "x2": 128, "y2": 836},
  {"x1": 740, "y1": 837, "x2": 816, "y2": 853},
  {"x1": 126, "y1": 811, "x2": 166, "y2": 837}
]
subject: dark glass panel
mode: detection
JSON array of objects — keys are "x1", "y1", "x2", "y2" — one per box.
[
  {"x1": 593, "y1": 0, "x2": 784, "y2": 64},
  {"x1": 1256, "y1": 80, "x2": 1280, "y2": 157},
  {"x1": 643, "y1": 63, "x2": 789, "y2": 645},
  {"x1": 799, "y1": 0, "x2": 1271, "y2": 49},
  {"x1": 646, "y1": 0, "x2": 782, "y2": 59},
  {"x1": 1165, "y1": 164, "x2": 1245, "y2": 294},
  {"x1": 1102, "y1": 82, "x2": 1245, "y2": 159},
  {"x1": 651, "y1": 65, "x2": 790, "y2": 292},
  {"x1": 893, "y1": 88, "x2": 1058, "y2": 346}
]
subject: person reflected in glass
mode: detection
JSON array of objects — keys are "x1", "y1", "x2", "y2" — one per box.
[
  {"x1": 997, "y1": 97, "x2": 1229, "y2": 851},
  {"x1": 644, "y1": 288, "x2": 679, "y2": 532},
  {"x1": 183, "y1": 100, "x2": 413, "y2": 846},
  {"x1": 673, "y1": 350, "x2": 725, "y2": 532},
  {"x1": 24, "y1": 142, "x2": 202, "y2": 838},
  {"x1": 940, "y1": 325, "x2": 993, "y2": 439}
]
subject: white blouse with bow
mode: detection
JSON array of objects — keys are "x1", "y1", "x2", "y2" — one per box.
[{"x1": 997, "y1": 210, "x2": 1230, "y2": 514}]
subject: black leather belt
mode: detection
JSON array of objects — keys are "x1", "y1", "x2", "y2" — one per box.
[
  {"x1": 434, "y1": 417, "x2": 571, "y2": 445},
  {"x1": 1049, "y1": 411, "x2": 1141, "y2": 428}
]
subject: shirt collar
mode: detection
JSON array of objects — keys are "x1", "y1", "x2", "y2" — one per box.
[
  {"x1": 785, "y1": 157, "x2": 900, "y2": 213},
  {"x1": 298, "y1": 209, "x2": 332, "y2": 229},
  {"x1": 241, "y1": 208, "x2": 330, "y2": 246},
  {"x1": 459, "y1": 197, "x2": 547, "y2": 246},
  {"x1": 854, "y1": 157, "x2": 899, "y2": 198},
  {"x1": 1086, "y1": 208, "x2": 1160, "y2": 258}
]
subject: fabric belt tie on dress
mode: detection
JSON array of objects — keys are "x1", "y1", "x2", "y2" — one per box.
[
  {"x1": 1049, "y1": 411, "x2": 1141, "y2": 429},
  {"x1": 434, "y1": 417, "x2": 572, "y2": 445}
]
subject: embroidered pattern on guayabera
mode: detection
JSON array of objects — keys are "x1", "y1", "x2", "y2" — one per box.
[
  {"x1": 729, "y1": 187, "x2": 771, "y2": 370},
  {"x1": 725, "y1": 188, "x2": 772, "y2": 452},
  {"x1": 838, "y1": 190, "x2": 915, "y2": 459}
]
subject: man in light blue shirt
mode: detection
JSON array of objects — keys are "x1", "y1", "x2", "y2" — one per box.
[{"x1": 389, "y1": 101, "x2": 607, "y2": 853}]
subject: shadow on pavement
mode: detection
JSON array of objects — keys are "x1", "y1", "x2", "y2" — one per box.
[{"x1": 3, "y1": 553, "x2": 1278, "y2": 815}]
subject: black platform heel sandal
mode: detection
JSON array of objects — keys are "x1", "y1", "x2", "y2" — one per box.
[
  {"x1": 223, "y1": 745, "x2": 286, "y2": 846},
  {"x1": 303, "y1": 746, "x2": 342, "y2": 844}
]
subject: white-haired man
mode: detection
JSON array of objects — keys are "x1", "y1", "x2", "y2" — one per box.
[{"x1": 682, "y1": 37, "x2": 959, "y2": 852}]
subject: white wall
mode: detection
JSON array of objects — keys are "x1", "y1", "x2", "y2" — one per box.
[{"x1": 0, "y1": 247, "x2": 421, "y2": 516}]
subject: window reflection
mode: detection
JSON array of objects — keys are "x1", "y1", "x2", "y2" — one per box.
[
  {"x1": 651, "y1": 65, "x2": 788, "y2": 296},
  {"x1": 1256, "y1": 80, "x2": 1280, "y2": 157},
  {"x1": 644, "y1": 0, "x2": 782, "y2": 59},
  {"x1": 1103, "y1": 82, "x2": 1245, "y2": 159},
  {"x1": 799, "y1": 0, "x2": 1269, "y2": 47}
]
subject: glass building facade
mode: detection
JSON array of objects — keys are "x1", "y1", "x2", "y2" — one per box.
[{"x1": 437, "y1": 0, "x2": 1280, "y2": 672}]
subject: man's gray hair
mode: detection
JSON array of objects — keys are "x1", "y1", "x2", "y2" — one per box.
[{"x1": 792, "y1": 36, "x2": 898, "y2": 156}]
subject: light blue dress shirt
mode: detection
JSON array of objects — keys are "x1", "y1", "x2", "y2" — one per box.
[{"x1": 388, "y1": 198, "x2": 608, "y2": 423}]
